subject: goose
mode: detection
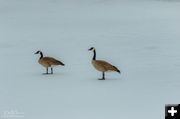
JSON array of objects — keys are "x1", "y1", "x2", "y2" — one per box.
[
  {"x1": 35, "y1": 51, "x2": 64, "y2": 74},
  {"x1": 89, "y1": 47, "x2": 120, "y2": 80}
]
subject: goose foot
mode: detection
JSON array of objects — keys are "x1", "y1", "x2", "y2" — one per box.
[
  {"x1": 98, "y1": 78, "x2": 105, "y2": 80},
  {"x1": 42, "y1": 73, "x2": 53, "y2": 75}
]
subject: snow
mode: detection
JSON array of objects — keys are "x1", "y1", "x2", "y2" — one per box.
[{"x1": 0, "y1": 0, "x2": 180, "y2": 119}]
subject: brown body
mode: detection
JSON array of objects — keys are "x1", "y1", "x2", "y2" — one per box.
[
  {"x1": 39, "y1": 57, "x2": 64, "y2": 68},
  {"x1": 92, "y1": 60, "x2": 119, "y2": 73}
]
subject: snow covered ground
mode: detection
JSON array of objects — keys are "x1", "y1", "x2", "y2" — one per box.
[{"x1": 0, "y1": 0, "x2": 180, "y2": 119}]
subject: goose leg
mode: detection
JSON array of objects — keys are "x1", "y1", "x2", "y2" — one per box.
[
  {"x1": 99, "y1": 72, "x2": 105, "y2": 80},
  {"x1": 102, "y1": 72, "x2": 105, "y2": 80},
  {"x1": 51, "y1": 68, "x2": 53, "y2": 74},
  {"x1": 46, "y1": 68, "x2": 48, "y2": 74}
]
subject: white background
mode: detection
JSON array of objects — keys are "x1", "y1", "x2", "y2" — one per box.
[{"x1": 0, "y1": 0, "x2": 180, "y2": 119}]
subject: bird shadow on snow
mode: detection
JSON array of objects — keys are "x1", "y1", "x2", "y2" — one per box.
[
  {"x1": 94, "y1": 77, "x2": 121, "y2": 81},
  {"x1": 42, "y1": 72, "x2": 66, "y2": 76},
  {"x1": 99, "y1": 78, "x2": 120, "y2": 80},
  {"x1": 32, "y1": 72, "x2": 66, "y2": 79}
]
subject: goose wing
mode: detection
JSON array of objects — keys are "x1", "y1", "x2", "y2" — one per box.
[
  {"x1": 96, "y1": 60, "x2": 120, "y2": 73},
  {"x1": 43, "y1": 57, "x2": 64, "y2": 66}
]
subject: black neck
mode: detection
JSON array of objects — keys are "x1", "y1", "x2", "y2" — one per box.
[
  {"x1": 40, "y1": 52, "x2": 43, "y2": 59},
  {"x1": 93, "y1": 49, "x2": 96, "y2": 60}
]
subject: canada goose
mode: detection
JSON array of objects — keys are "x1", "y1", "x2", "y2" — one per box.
[
  {"x1": 89, "y1": 47, "x2": 120, "y2": 80},
  {"x1": 35, "y1": 51, "x2": 64, "y2": 74}
]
